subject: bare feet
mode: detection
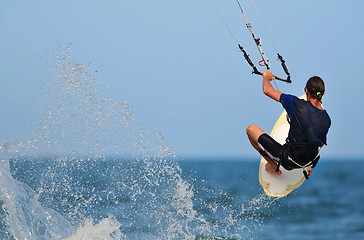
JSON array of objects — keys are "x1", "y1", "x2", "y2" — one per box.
[{"x1": 265, "y1": 163, "x2": 282, "y2": 175}]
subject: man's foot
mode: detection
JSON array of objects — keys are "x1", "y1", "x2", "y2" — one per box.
[{"x1": 265, "y1": 163, "x2": 282, "y2": 175}]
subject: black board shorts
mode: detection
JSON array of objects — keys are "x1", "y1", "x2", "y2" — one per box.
[
  {"x1": 257, "y1": 133, "x2": 319, "y2": 170},
  {"x1": 257, "y1": 133, "x2": 283, "y2": 163}
]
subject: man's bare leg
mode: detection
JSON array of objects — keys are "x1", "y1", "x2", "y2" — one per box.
[{"x1": 246, "y1": 124, "x2": 282, "y2": 175}]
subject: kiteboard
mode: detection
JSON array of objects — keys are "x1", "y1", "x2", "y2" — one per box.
[{"x1": 259, "y1": 95, "x2": 313, "y2": 198}]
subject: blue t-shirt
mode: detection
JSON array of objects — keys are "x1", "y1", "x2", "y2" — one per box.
[{"x1": 280, "y1": 93, "x2": 331, "y2": 146}]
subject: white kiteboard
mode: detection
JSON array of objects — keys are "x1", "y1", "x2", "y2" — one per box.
[{"x1": 259, "y1": 95, "x2": 314, "y2": 198}]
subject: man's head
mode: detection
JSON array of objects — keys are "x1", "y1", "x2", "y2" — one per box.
[{"x1": 305, "y1": 76, "x2": 325, "y2": 102}]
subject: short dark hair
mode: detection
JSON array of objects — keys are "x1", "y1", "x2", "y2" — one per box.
[{"x1": 306, "y1": 76, "x2": 325, "y2": 102}]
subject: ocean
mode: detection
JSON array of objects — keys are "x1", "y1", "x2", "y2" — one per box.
[
  {"x1": 1, "y1": 45, "x2": 363, "y2": 239},
  {"x1": 1, "y1": 156, "x2": 363, "y2": 240}
]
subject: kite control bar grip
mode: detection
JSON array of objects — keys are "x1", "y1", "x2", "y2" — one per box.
[
  {"x1": 274, "y1": 75, "x2": 292, "y2": 83},
  {"x1": 252, "y1": 71, "x2": 292, "y2": 83}
]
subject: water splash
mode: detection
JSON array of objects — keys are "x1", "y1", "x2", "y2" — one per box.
[
  {"x1": 0, "y1": 143, "x2": 74, "y2": 240},
  {"x1": 1, "y1": 44, "x2": 277, "y2": 240}
]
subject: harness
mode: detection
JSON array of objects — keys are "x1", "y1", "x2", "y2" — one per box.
[{"x1": 276, "y1": 141, "x2": 320, "y2": 179}]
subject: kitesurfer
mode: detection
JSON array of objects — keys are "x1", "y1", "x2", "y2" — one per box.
[{"x1": 246, "y1": 70, "x2": 331, "y2": 175}]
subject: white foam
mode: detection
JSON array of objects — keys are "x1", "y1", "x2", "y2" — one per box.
[{"x1": 66, "y1": 216, "x2": 124, "y2": 240}]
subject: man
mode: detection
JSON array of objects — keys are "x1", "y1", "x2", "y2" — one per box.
[{"x1": 246, "y1": 70, "x2": 331, "y2": 175}]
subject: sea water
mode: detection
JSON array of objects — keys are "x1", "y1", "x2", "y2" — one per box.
[{"x1": 1, "y1": 45, "x2": 363, "y2": 240}]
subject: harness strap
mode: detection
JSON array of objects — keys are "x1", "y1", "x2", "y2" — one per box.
[
  {"x1": 288, "y1": 153, "x2": 319, "y2": 179},
  {"x1": 275, "y1": 161, "x2": 281, "y2": 173},
  {"x1": 311, "y1": 155, "x2": 320, "y2": 169},
  {"x1": 277, "y1": 142, "x2": 320, "y2": 179}
]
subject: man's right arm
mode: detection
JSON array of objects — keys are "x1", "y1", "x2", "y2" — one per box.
[{"x1": 262, "y1": 70, "x2": 282, "y2": 102}]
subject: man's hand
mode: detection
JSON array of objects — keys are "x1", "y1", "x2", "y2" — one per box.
[{"x1": 263, "y1": 70, "x2": 275, "y2": 82}]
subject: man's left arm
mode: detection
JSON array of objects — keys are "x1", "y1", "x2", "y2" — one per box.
[{"x1": 262, "y1": 70, "x2": 282, "y2": 102}]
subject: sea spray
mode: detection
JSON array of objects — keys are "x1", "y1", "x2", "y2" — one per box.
[
  {"x1": 3, "y1": 44, "x2": 201, "y2": 239},
  {"x1": 2, "y1": 44, "x2": 278, "y2": 239},
  {"x1": 0, "y1": 144, "x2": 74, "y2": 240}
]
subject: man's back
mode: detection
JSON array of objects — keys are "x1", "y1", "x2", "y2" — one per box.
[{"x1": 280, "y1": 94, "x2": 331, "y2": 147}]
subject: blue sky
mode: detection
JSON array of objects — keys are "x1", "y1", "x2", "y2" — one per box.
[{"x1": 0, "y1": 0, "x2": 363, "y2": 159}]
